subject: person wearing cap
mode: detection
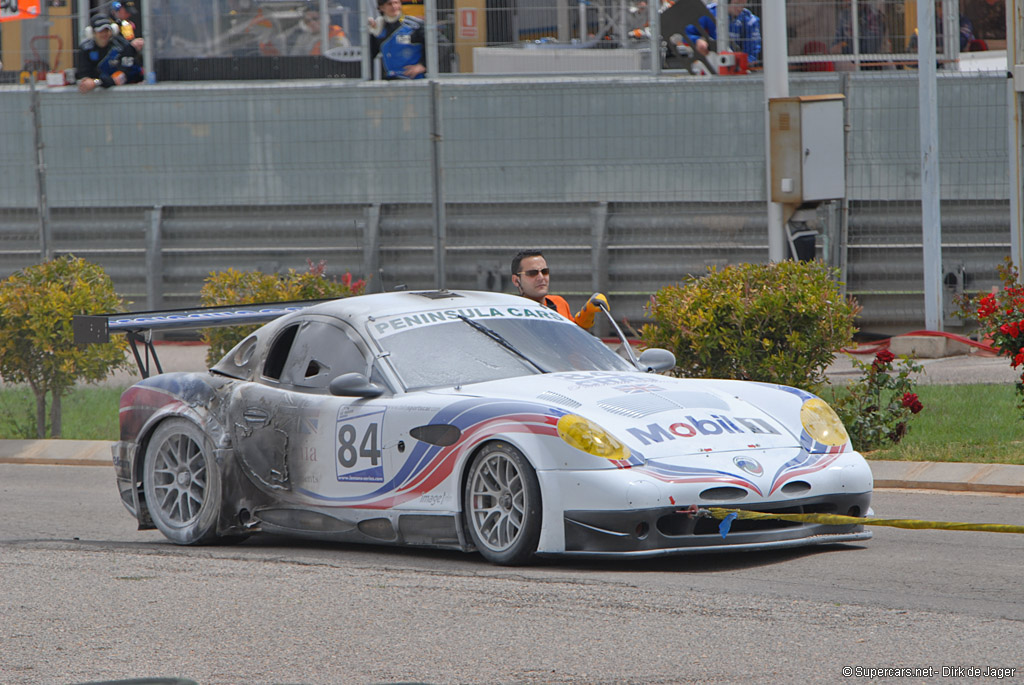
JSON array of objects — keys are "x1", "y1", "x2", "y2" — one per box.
[
  {"x1": 510, "y1": 250, "x2": 609, "y2": 330},
  {"x1": 368, "y1": 0, "x2": 426, "y2": 80},
  {"x1": 75, "y1": 14, "x2": 143, "y2": 93},
  {"x1": 110, "y1": 1, "x2": 144, "y2": 52}
]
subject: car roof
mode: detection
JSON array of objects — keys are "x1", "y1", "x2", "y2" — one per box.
[{"x1": 299, "y1": 289, "x2": 539, "y2": 322}]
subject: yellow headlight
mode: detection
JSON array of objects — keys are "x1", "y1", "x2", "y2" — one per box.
[
  {"x1": 556, "y1": 414, "x2": 629, "y2": 460},
  {"x1": 800, "y1": 398, "x2": 849, "y2": 446}
]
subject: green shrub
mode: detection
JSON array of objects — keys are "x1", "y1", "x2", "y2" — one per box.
[
  {"x1": 0, "y1": 255, "x2": 128, "y2": 438},
  {"x1": 954, "y1": 257, "x2": 1024, "y2": 418},
  {"x1": 828, "y1": 349, "x2": 924, "y2": 451},
  {"x1": 640, "y1": 260, "x2": 859, "y2": 391},
  {"x1": 200, "y1": 259, "x2": 366, "y2": 366}
]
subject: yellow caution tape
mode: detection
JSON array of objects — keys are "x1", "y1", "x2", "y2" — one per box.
[{"x1": 707, "y1": 507, "x2": 1024, "y2": 535}]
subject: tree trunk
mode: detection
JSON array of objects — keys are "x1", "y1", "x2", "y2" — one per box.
[
  {"x1": 49, "y1": 391, "x2": 62, "y2": 438},
  {"x1": 34, "y1": 389, "x2": 46, "y2": 439}
]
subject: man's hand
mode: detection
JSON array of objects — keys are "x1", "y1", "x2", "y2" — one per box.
[
  {"x1": 78, "y1": 77, "x2": 100, "y2": 93},
  {"x1": 403, "y1": 63, "x2": 426, "y2": 78},
  {"x1": 585, "y1": 293, "x2": 609, "y2": 313},
  {"x1": 574, "y1": 293, "x2": 609, "y2": 329}
]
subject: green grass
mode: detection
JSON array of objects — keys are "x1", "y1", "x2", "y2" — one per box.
[
  {"x1": 0, "y1": 386, "x2": 122, "y2": 440},
  {"x1": 860, "y1": 383, "x2": 1024, "y2": 465},
  {"x1": 0, "y1": 383, "x2": 1021, "y2": 465}
]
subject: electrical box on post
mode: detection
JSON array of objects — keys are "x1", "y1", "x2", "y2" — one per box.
[{"x1": 769, "y1": 95, "x2": 845, "y2": 206}]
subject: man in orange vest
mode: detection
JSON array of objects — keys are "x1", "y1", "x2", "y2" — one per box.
[{"x1": 510, "y1": 250, "x2": 608, "y2": 329}]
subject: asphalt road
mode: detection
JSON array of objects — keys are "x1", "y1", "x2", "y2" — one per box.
[{"x1": 2, "y1": 464, "x2": 1023, "y2": 684}]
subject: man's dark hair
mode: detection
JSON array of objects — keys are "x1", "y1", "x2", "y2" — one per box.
[{"x1": 511, "y1": 250, "x2": 543, "y2": 275}]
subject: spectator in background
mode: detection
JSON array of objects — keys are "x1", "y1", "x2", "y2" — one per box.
[
  {"x1": 76, "y1": 14, "x2": 143, "y2": 93},
  {"x1": 964, "y1": 0, "x2": 1005, "y2": 40},
  {"x1": 368, "y1": 0, "x2": 426, "y2": 79},
  {"x1": 284, "y1": 5, "x2": 350, "y2": 56},
  {"x1": 684, "y1": 0, "x2": 762, "y2": 65},
  {"x1": 907, "y1": 1, "x2": 977, "y2": 53},
  {"x1": 831, "y1": 0, "x2": 885, "y2": 56},
  {"x1": 110, "y1": 1, "x2": 144, "y2": 52}
]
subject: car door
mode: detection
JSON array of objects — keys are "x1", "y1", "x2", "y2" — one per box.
[{"x1": 229, "y1": 316, "x2": 391, "y2": 500}]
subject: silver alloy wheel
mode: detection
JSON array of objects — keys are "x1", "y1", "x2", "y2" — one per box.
[
  {"x1": 143, "y1": 418, "x2": 224, "y2": 545},
  {"x1": 467, "y1": 450, "x2": 527, "y2": 552},
  {"x1": 151, "y1": 431, "x2": 208, "y2": 527}
]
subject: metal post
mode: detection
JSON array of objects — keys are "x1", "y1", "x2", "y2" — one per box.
[
  {"x1": 648, "y1": 0, "x2": 660, "y2": 75},
  {"x1": 762, "y1": 0, "x2": 788, "y2": 262},
  {"x1": 361, "y1": 0, "x2": 372, "y2": 81},
  {"x1": 1008, "y1": 0, "x2": 1024, "y2": 269},
  {"x1": 142, "y1": 0, "x2": 155, "y2": 81},
  {"x1": 364, "y1": 203, "x2": 382, "y2": 291},
  {"x1": 851, "y1": 0, "x2": 861, "y2": 70},
  {"x1": 425, "y1": 0, "x2": 439, "y2": 77},
  {"x1": 30, "y1": 78, "x2": 52, "y2": 262},
  {"x1": 146, "y1": 206, "x2": 164, "y2": 311},
  {"x1": 918, "y1": 0, "x2": 943, "y2": 330},
  {"x1": 430, "y1": 81, "x2": 447, "y2": 289},
  {"x1": 319, "y1": 0, "x2": 330, "y2": 57},
  {"x1": 716, "y1": 0, "x2": 728, "y2": 58},
  {"x1": 591, "y1": 202, "x2": 610, "y2": 339}
]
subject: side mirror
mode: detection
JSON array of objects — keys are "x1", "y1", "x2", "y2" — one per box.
[
  {"x1": 636, "y1": 348, "x2": 676, "y2": 373},
  {"x1": 329, "y1": 372, "x2": 384, "y2": 398}
]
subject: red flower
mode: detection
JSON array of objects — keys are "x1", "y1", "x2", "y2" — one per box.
[
  {"x1": 977, "y1": 293, "x2": 998, "y2": 319},
  {"x1": 872, "y1": 349, "x2": 895, "y2": 370},
  {"x1": 901, "y1": 392, "x2": 923, "y2": 414}
]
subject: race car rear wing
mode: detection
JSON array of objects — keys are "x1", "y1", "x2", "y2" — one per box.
[{"x1": 73, "y1": 299, "x2": 334, "y2": 378}]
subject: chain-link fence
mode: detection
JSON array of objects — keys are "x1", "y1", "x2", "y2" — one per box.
[
  {"x1": 1, "y1": 0, "x2": 1007, "y2": 81},
  {"x1": 0, "y1": 0, "x2": 1014, "y2": 334},
  {"x1": 1, "y1": 65, "x2": 1011, "y2": 334}
]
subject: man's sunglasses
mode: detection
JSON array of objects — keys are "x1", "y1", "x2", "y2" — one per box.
[{"x1": 516, "y1": 268, "x2": 550, "y2": 277}]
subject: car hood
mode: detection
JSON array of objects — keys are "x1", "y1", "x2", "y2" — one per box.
[{"x1": 430, "y1": 370, "x2": 808, "y2": 459}]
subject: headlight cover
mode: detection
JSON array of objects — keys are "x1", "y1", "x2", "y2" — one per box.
[
  {"x1": 800, "y1": 398, "x2": 849, "y2": 446},
  {"x1": 556, "y1": 414, "x2": 629, "y2": 460}
]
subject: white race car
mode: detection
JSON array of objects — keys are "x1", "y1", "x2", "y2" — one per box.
[{"x1": 83, "y1": 290, "x2": 872, "y2": 565}]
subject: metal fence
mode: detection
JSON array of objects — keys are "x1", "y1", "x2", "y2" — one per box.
[
  {"x1": 0, "y1": 0, "x2": 1007, "y2": 82},
  {"x1": 0, "y1": 65, "x2": 1011, "y2": 335}
]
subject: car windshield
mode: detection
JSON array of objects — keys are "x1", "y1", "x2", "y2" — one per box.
[{"x1": 370, "y1": 312, "x2": 633, "y2": 391}]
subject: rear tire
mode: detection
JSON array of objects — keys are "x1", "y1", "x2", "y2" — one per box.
[
  {"x1": 143, "y1": 418, "x2": 228, "y2": 545},
  {"x1": 463, "y1": 441, "x2": 541, "y2": 565}
]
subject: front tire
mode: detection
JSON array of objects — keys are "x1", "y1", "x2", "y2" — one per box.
[
  {"x1": 463, "y1": 441, "x2": 542, "y2": 565},
  {"x1": 143, "y1": 418, "x2": 224, "y2": 545}
]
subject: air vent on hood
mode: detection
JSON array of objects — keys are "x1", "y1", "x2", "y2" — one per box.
[
  {"x1": 598, "y1": 394, "x2": 678, "y2": 418},
  {"x1": 599, "y1": 390, "x2": 732, "y2": 418},
  {"x1": 415, "y1": 290, "x2": 464, "y2": 300},
  {"x1": 537, "y1": 391, "x2": 582, "y2": 409}
]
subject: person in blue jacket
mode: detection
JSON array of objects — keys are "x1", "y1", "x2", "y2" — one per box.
[
  {"x1": 684, "y1": 0, "x2": 762, "y2": 66},
  {"x1": 368, "y1": 0, "x2": 426, "y2": 80},
  {"x1": 75, "y1": 14, "x2": 144, "y2": 93}
]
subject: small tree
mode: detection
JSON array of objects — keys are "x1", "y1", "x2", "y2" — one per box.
[
  {"x1": 200, "y1": 259, "x2": 366, "y2": 366},
  {"x1": 0, "y1": 256, "x2": 128, "y2": 438},
  {"x1": 640, "y1": 260, "x2": 860, "y2": 391}
]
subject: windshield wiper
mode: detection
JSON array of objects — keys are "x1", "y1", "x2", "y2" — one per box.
[{"x1": 455, "y1": 315, "x2": 550, "y2": 374}]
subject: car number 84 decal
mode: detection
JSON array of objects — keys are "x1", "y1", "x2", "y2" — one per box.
[{"x1": 335, "y1": 407, "x2": 386, "y2": 483}]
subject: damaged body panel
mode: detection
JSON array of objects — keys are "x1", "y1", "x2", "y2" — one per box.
[{"x1": 94, "y1": 290, "x2": 873, "y2": 566}]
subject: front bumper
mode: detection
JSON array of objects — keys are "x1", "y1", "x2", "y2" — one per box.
[{"x1": 558, "y1": 492, "x2": 872, "y2": 558}]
